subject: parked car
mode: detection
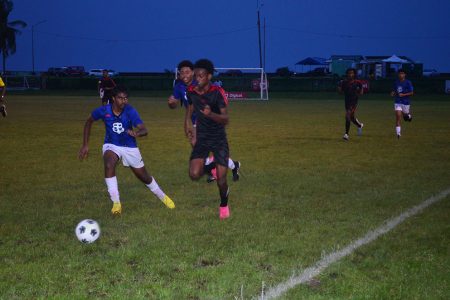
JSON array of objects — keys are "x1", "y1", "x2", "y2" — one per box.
[
  {"x1": 423, "y1": 69, "x2": 439, "y2": 77},
  {"x1": 47, "y1": 67, "x2": 68, "y2": 77},
  {"x1": 88, "y1": 69, "x2": 118, "y2": 77},
  {"x1": 64, "y1": 66, "x2": 86, "y2": 77}
]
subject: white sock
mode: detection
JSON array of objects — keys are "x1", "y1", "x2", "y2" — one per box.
[
  {"x1": 228, "y1": 158, "x2": 235, "y2": 170},
  {"x1": 205, "y1": 156, "x2": 214, "y2": 165},
  {"x1": 105, "y1": 176, "x2": 120, "y2": 203},
  {"x1": 146, "y1": 177, "x2": 166, "y2": 201},
  {"x1": 396, "y1": 126, "x2": 401, "y2": 135}
]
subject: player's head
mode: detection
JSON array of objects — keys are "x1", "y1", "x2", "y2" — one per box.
[
  {"x1": 177, "y1": 60, "x2": 194, "y2": 85},
  {"x1": 194, "y1": 59, "x2": 214, "y2": 88},
  {"x1": 346, "y1": 68, "x2": 356, "y2": 80},
  {"x1": 102, "y1": 69, "x2": 109, "y2": 77},
  {"x1": 398, "y1": 69, "x2": 406, "y2": 80},
  {"x1": 112, "y1": 85, "x2": 129, "y2": 109}
]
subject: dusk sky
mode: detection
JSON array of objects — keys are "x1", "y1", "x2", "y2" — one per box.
[{"x1": 8, "y1": 0, "x2": 450, "y2": 72}]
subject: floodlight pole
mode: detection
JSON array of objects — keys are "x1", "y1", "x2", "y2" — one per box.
[
  {"x1": 263, "y1": 17, "x2": 266, "y2": 70},
  {"x1": 257, "y1": 10, "x2": 262, "y2": 69},
  {"x1": 32, "y1": 20, "x2": 47, "y2": 74}
]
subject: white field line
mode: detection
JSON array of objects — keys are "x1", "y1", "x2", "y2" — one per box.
[{"x1": 258, "y1": 188, "x2": 450, "y2": 300}]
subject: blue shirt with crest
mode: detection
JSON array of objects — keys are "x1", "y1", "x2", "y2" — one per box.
[
  {"x1": 91, "y1": 104, "x2": 143, "y2": 148},
  {"x1": 393, "y1": 79, "x2": 413, "y2": 105},
  {"x1": 173, "y1": 79, "x2": 198, "y2": 124}
]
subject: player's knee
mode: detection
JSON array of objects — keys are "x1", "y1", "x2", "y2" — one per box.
[{"x1": 189, "y1": 169, "x2": 202, "y2": 181}]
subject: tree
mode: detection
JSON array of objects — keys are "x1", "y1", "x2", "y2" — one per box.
[
  {"x1": 276, "y1": 66, "x2": 293, "y2": 78},
  {"x1": 0, "y1": 0, "x2": 26, "y2": 73}
]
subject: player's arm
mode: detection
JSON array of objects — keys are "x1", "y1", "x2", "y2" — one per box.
[
  {"x1": 168, "y1": 86, "x2": 181, "y2": 109},
  {"x1": 399, "y1": 83, "x2": 414, "y2": 97},
  {"x1": 358, "y1": 82, "x2": 364, "y2": 96},
  {"x1": 201, "y1": 105, "x2": 229, "y2": 125},
  {"x1": 184, "y1": 103, "x2": 194, "y2": 138},
  {"x1": 79, "y1": 116, "x2": 96, "y2": 160},
  {"x1": 127, "y1": 123, "x2": 148, "y2": 138}
]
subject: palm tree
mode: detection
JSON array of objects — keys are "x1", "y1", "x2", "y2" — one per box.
[{"x1": 0, "y1": 0, "x2": 26, "y2": 73}]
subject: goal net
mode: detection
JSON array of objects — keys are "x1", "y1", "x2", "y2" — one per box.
[{"x1": 174, "y1": 67, "x2": 269, "y2": 100}]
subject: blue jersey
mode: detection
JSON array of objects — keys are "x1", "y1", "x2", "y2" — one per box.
[
  {"x1": 173, "y1": 80, "x2": 198, "y2": 124},
  {"x1": 91, "y1": 104, "x2": 143, "y2": 148},
  {"x1": 393, "y1": 79, "x2": 413, "y2": 105}
]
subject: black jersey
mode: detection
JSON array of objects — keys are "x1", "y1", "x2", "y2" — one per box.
[
  {"x1": 339, "y1": 79, "x2": 362, "y2": 103},
  {"x1": 187, "y1": 84, "x2": 229, "y2": 141},
  {"x1": 99, "y1": 77, "x2": 116, "y2": 97}
]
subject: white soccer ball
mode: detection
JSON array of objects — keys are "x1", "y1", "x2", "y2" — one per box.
[{"x1": 75, "y1": 219, "x2": 101, "y2": 244}]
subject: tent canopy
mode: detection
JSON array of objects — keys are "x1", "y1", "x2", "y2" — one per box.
[
  {"x1": 382, "y1": 55, "x2": 409, "y2": 63},
  {"x1": 295, "y1": 57, "x2": 327, "y2": 66}
]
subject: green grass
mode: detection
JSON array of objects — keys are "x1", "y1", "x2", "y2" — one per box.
[{"x1": 0, "y1": 92, "x2": 449, "y2": 299}]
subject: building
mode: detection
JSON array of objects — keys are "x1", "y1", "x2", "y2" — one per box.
[{"x1": 328, "y1": 54, "x2": 422, "y2": 78}]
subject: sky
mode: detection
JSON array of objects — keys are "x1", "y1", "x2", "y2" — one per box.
[{"x1": 7, "y1": 0, "x2": 450, "y2": 72}]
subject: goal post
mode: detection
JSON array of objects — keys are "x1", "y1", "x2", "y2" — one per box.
[
  {"x1": 3, "y1": 75, "x2": 41, "y2": 90},
  {"x1": 174, "y1": 67, "x2": 269, "y2": 101}
]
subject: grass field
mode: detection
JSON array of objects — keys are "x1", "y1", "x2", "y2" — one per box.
[{"x1": 0, "y1": 92, "x2": 449, "y2": 299}]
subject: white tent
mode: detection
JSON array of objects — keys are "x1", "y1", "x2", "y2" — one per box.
[{"x1": 382, "y1": 55, "x2": 409, "y2": 63}]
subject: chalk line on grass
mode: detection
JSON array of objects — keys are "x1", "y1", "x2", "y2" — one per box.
[{"x1": 258, "y1": 188, "x2": 450, "y2": 300}]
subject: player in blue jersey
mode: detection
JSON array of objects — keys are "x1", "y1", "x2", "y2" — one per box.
[
  {"x1": 390, "y1": 69, "x2": 413, "y2": 139},
  {"x1": 79, "y1": 85, "x2": 175, "y2": 215},
  {"x1": 168, "y1": 60, "x2": 241, "y2": 182}
]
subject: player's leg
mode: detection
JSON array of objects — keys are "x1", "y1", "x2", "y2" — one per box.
[
  {"x1": 228, "y1": 158, "x2": 241, "y2": 181},
  {"x1": 213, "y1": 141, "x2": 231, "y2": 219},
  {"x1": 129, "y1": 166, "x2": 175, "y2": 209},
  {"x1": 205, "y1": 155, "x2": 217, "y2": 183},
  {"x1": 343, "y1": 107, "x2": 351, "y2": 140},
  {"x1": 122, "y1": 147, "x2": 174, "y2": 209},
  {"x1": 189, "y1": 141, "x2": 212, "y2": 180},
  {"x1": 216, "y1": 164, "x2": 230, "y2": 219},
  {"x1": 402, "y1": 105, "x2": 412, "y2": 122},
  {"x1": 0, "y1": 98, "x2": 7, "y2": 117},
  {"x1": 395, "y1": 104, "x2": 402, "y2": 138},
  {"x1": 189, "y1": 158, "x2": 209, "y2": 180},
  {"x1": 103, "y1": 149, "x2": 121, "y2": 214},
  {"x1": 349, "y1": 105, "x2": 363, "y2": 136}
]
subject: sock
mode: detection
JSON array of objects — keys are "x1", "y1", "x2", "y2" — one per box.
[
  {"x1": 345, "y1": 119, "x2": 350, "y2": 134},
  {"x1": 146, "y1": 177, "x2": 166, "y2": 201},
  {"x1": 396, "y1": 126, "x2": 401, "y2": 135},
  {"x1": 105, "y1": 176, "x2": 120, "y2": 203},
  {"x1": 220, "y1": 187, "x2": 229, "y2": 207},
  {"x1": 204, "y1": 162, "x2": 216, "y2": 174},
  {"x1": 205, "y1": 155, "x2": 215, "y2": 166},
  {"x1": 227, "y1": 159, "x2": 235, "y2": 170}
]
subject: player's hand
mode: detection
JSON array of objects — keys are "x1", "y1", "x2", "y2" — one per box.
[
  {"x1": 390, "y1": 91, "x2": 396, "y2": 97},
  {"x1": 168, "y1": 96, "x2": 178, "y2": 109},
  {"x1": 201, "y1": 105, "x2": 211, "y2": 116},
  {"x1": 185, "y1": 126, "x2": 193, "y2": 139},
  {"x1": 79, "y1": 145, "x2": 89, "y2": 160},
  {"x1": 127, "y1": 129, "x2": 137, "y2": 137},
  {"x1": 398, "y1": 93, "x2": 405, "y2": 97}
]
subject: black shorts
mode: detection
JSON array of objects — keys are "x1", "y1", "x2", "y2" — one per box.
[
  {"x1": 345, "y1": 100, "x2": 358, "y2": 111},
  {"x1": 190, "y1": 137, "x2": 229, "y2": 167}
]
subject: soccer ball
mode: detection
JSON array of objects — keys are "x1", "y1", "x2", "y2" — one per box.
[{"x1": 75, "y1": 219, "x2": 101, "y2": 244}]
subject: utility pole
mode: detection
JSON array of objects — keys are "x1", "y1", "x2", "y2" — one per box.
[{"x1": 32, "y1": 20, "x2": 47, "y2": 74}]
